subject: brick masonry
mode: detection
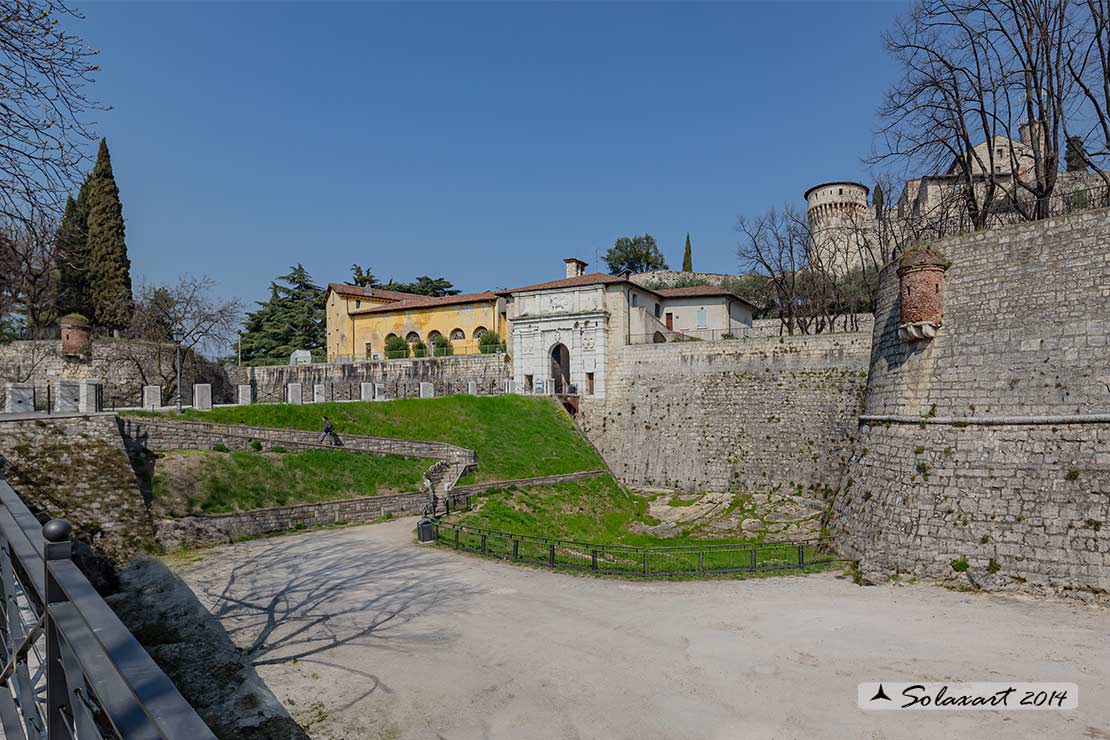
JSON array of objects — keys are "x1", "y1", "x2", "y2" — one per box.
[
  {"x1": 577, "y1": 333, "x2": 872, "y2": 494},
  {"x1": 831, "y1": 210, "x2": 1110, "y2": 603}
]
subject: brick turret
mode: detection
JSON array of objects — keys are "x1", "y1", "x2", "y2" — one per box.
[{"x1": 897, "y1": 246, "x2": 949, "y2": 341}]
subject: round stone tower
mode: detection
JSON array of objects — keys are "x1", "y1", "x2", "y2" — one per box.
[
  {"x1": 804, "y1": 181, "x2": 871, "y2": 272},
  {"x1": 59, "y1": 313, "x2": 91, "y2": 357}
]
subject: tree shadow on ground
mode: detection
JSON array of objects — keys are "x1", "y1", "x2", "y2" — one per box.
[
  {"x1": 108, "y1": 557, "x2": 312, "y2": 740},
  {"x1": 182, "y1": 528, "x2": 477, "y2": 719}
]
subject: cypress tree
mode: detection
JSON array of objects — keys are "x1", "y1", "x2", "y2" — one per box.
[
  {"x1": 681, "y1": 233, "x2": 693, "y2": 272},
  {"x1": 53, "y1": 186, "x2": 92, "y2": 318},
  {"x1": 85, "y1": 139, "x2": 133, "y2": 331},
  {"x1": 873, "y1": 183, "x2": 885, "y2": 218}
]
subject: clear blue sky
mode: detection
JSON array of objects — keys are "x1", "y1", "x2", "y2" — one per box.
[{"x1": 76, "y1": 1, "x2": 905, "y2": 306}]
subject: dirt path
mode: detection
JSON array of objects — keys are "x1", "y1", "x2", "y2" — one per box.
[{"x1": 172, "y1": 518, "x2": 1110, "y2": 740}]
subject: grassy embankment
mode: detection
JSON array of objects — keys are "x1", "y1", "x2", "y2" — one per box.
[
  {"x1": 128, "y1": 395, "x2": 603, "y2": 483},
  {"x1": 151, "y1": 449, "x2": 433, "y2": 515}
]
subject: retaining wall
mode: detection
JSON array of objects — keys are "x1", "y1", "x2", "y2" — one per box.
[
  {"x1": 578, "y1": 333, "x2": 872, "y2": 494},
  {"x1": 831, "y1": 210, "x2": 1110, "y2": 603}
]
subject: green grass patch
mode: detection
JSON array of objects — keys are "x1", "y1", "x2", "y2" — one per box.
[
  {"x1": 152, "y1": 449, "x2": 432, "y2": 515},
  {"x1": 127, "y1": 395, "x2": 603, "y2": 482},
  {"x1": 449, "y1": 476, "x2": 767, "y2": 548}
]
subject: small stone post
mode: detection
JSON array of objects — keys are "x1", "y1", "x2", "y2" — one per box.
[
  {"x1": 313, "y1": 384, "x2": 326, "y2": 403},
  {"x1": 3, "y1": 383, "x2": 34, "y2": 414},
  {"x1": 374, "y1": 383, "x2": 386, "y2": 401},
  {"x1": 193, "y1": 384, "x2": 213, "y2": 411},
  {"x1": 466, "y1": 381, "x2": 478, "y2": 395},
  {"x1": 142, "y1": 385, "x2": 161, "y2": 410},
  {"x1": 54, "y1": 381, "x2": 80, "y2": 413},
  {"x1": 360, "y1": 382, "x2": 374, "y2": 402},
  {"x1": 78, "y1": 379, "x2": 101, "y2": 413},
  {"x1": 287, "y1": 383, "x2": 303, "y2": 405},
  {"x1": 419, "y1": 382, "x2": 435, "y2": 399},
  {"x1": 237, "y1": 384, "x2": 253, "y2": 405}
]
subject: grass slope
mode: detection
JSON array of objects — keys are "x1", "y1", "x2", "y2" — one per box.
[
  {"x1": 449, "y1": 476, "x2": 755, "y2": 547},
  {"x1": 131, "y1": 395, "x2": 604, "y2": 482},
  {"x1": 152, "y1": 449, "x2": 432, "y2": 515}
]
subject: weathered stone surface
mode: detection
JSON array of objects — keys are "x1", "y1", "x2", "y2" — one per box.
[
  {"x1": 466, "y1": 381, "x2": 478, "y2": 395},
  {"x1": 286, "y1": 383, "x2": 302, "y2": 405},
  {"x1": 419, "y1": 382, "x2": 434, "y2": 398},
  {"x1": 312, "y1": 384, "x2": 326, "y2": 403},
  {"x1": 832, "y1": 210, "x2": 1110, "y2": 604},
  {"x1": 78, "y1": 379, "x2": 101, "y2": 413},
  {"x1": 578, "y1": 333, "x2": 871, "y2": 494},
  {"x1": 359, "y1": 382, "x2": 373, "y2": 401},
  {"x1": 193, "y1": 384, "x2": 212, "y2": 411},
  {"x1": 237, "y1": 384, "x2": 252, "y2": 405},
  {"x1": 142, "y1": 385, "x2": 161, "y2": 410},
  {"x1": 224, "y1": 353, "x2": 510, "y2": 403},
  {"x1": 3, "y1": 383, "x2": 33, "y2": 414},
  {"x1": 0, "y1": 414, "x2": 155, "y2": 561},
  {"x1": 54, "y1": 380, "x2": 80, "y2": 413}
]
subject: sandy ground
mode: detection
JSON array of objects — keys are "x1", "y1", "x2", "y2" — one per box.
[{"x1": 172, "y1": 518, "x2": 1110, "y2": 740}]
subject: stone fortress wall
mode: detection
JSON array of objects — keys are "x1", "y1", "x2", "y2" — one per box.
[
  {"x1": 831, "y1": 209, "x2": 1110, "y2": 602},
  {"x1": 578, "y1": 332, "x2": 872, "y2": 495}
]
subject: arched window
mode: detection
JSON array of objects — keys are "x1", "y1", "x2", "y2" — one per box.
[
  {"x1": 450, "y1": 328, "x2": 465, "y2": 341},
  {"x1": 472, "y1": 326, "x2": 489, "y2": 340},
  {"x1": 384, "y1": 333, "x2": 399, "y2": 343},
  {"x1": 405, "y1": 331, "x2": 421, "y2": 344},
  {"x1": 428, "y1": 330, "x2": 443, "y2": 343}
]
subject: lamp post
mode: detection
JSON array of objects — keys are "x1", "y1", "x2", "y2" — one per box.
[{"x1": 172, "y1": 329, "x2": 184, "y2": 415}]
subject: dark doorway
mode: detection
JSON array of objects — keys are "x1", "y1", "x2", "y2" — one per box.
[
  {"x1": 550, "y1": 343, "x2": 570, "y2": 394},
  {"x1": 665, "y1": 312, "x2": 673, "y2": 330}
]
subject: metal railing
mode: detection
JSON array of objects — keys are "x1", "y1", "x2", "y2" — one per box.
[
  {"x1": 0, "y1": 475, "x2": 215, "y2": 739},
  {"x1": 433, "y1": 521, "x2": 839, "y2": 577}
]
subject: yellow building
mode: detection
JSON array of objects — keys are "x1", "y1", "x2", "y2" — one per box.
[{"x1": 325, "y1": 283, "x2": 506, "y2": 361}]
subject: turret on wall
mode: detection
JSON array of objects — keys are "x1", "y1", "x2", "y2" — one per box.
[{"x1": 896, "y1": 246, "x2": 949, "y2": 341}]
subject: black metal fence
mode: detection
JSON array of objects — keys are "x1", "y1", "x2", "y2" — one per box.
[
  {"x1": 0, "y1": 476, "x2": 215, "y2": 739},
  {"x1": 433, "y1": 521, "x2": 839, "y2": 577}
]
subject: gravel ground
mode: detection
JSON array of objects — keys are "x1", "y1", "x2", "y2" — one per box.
[{"x1": 172, "y1": 518, "x2": 1110, "y2": 740}]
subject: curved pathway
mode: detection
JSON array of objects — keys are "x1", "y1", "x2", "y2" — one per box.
[{"x1": 172, "y1": 517, "x2": 1110, "y2": 740}]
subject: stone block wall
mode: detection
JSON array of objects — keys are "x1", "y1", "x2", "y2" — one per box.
[
  {"x1": 832, "y1": 209, "x2": 1110, "y2": 602},
  {"x1": 0, "y1": 413, "x2": 155, "y2": 561},
  {"x1": 224, "y1": 353, "x2": 511, "y2": 404},
  {"x1": 578, "y1": 333, "x2": 872, "y2": 494},
  {"x1": 0, "y1": 338, "x2": 196, "y2": 411},
  {"x1": 119, "y1": 417, "x2": 476, "y2": 465}
]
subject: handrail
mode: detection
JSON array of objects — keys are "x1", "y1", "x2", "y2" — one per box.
[{"x1": 0, "y1": 475, "x2": 215, "y2": 739}]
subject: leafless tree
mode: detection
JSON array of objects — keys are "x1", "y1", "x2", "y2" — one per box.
[
  {"x1": 126, "y1": 275, "x2": 243, "y2": 403},
  {"x1": 1064, "y1": 0, "x2": 1110, "y2": 197},
  {"x1": 873, "y1": 0, "x2": 1073, "y2": 225},
  {"x1": 0, "y1": 209, "x2": 59, "y2": 332},
  {"x1": 736, "y1": 207, "x2": 819, "y2": 335},
  {"x1": 0, "y1": 0, "x2": 102, "y2": 220}
]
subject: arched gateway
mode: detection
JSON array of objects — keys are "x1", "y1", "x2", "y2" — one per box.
[{"x1": 550, "y1": 343, "x2": 570, "y2": 394}]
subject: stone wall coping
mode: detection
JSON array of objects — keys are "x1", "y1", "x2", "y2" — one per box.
[
  {"x1": 123, "y1": 416, "x2": 477, "y2": 461},
  {"x1": 860, "y1": 413, "x2": 1110, "y2": 426},
  {"x1": 0, "y1": 411, "x2": 117, "y2": 423}
]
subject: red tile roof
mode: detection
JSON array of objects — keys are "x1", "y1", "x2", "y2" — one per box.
[
  {"x1": 348, "y1": 291, "x2": 499, "y2": 315},
  {"x1": 497, "y1": 272, "x2": 631, "y2": 295},
  {"x1": 325, "y1": 283, "x2": 412, "y2": 302}
]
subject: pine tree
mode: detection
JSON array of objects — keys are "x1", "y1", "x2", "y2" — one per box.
[
  {"x1": 85, "y1": 139, "x2": 133, "y2": 331},
  {"x1": 239, "y1": 265, "x2": 326, "y2": 363},
  {"x1": 53, "y1": 186, "x2": 92, "y2": 318},
  {"x1": 682, "y1": 233, "x2": 693, "y2": 272}
]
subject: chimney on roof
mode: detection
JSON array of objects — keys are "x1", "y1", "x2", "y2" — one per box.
[{"x1": 564, "y1": 258, "x2": 588, "y2": 279}]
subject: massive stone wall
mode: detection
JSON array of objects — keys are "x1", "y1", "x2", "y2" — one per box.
[
  {"x1": 832, "y1": 210, "x2": 1110, "y2": 602},
  {"x1": 0, "y1": 413, "x2": 154, "y2": 561},
  {"x1": 0, "y1": 338, "x2": 199, "y2": 410},
  {"x1": 226, "y1": 353, "x2": 511, "y2": 403},
  {"x1": 578, "y1": 333, "x2": 872, "y2": 494}
]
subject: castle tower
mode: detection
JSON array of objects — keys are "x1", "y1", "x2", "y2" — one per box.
[{"x1": 803, "y1": 181, "x2": 874, "y2": 273}]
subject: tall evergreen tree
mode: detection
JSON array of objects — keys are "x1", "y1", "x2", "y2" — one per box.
[
  {"x1": 239, "y1": 264, "x2": 326, "y2": 363},
  {"x1": 872, "y1": 183, "x2": 885, "y2": 218},
  {"x1": 681, "y1": 233, "x2": 693, "y2": 272},
  {"x1": 53, "y1": 186, "x2": 92, "y2": 317},
  {"x1": 85, "y1": 139, "x2": 133, "y2": 331}
]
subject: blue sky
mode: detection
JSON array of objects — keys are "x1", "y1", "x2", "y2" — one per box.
[{"x1": 77, "y1": 1, "x2": 905, "y2": 306}]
